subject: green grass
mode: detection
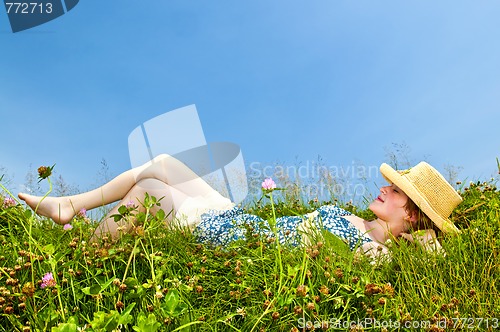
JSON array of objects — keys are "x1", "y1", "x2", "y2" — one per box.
[{"x1": 0, "y1": 177, "x2": 498, "y2": 331}]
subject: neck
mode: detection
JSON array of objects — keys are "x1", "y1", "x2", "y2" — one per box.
[{"x1": 363, "y1": 218, "x2": 393, "y2": 243}]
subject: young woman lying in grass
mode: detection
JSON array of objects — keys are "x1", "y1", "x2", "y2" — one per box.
[{"x1": 18, "y1": 154, "x2": 462, "y2": 256}]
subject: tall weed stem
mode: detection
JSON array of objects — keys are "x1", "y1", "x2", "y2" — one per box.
[{"x1": 268, "y1": 193, "x2": 284, "y2": 291}]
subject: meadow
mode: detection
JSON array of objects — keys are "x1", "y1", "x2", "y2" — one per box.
[{"x1": 0, "y1": 162, "x2": 498, "y2": 331}]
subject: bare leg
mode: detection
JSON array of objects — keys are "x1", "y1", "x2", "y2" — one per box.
[
  {"x1": 18, "y1": 154, "x2": 227, "y2": 224},
  {"x1": 132, "y1": 154, "x2": 220, "y2": 197},
  {"x1": 92, "y1": 178, "x2": 189, "y2": 240}
]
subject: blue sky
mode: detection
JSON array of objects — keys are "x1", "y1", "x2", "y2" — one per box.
[{"x1": 1, "y1": 0, "x2": 499, "y2": 199}]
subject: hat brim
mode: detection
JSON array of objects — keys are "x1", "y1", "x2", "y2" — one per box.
[{"x1": 379, "y1": 163, "x2": 460, "y2": 234}]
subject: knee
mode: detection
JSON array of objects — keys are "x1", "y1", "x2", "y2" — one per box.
[
  {"x1": 151, "y1": 153, "x2": 188, "y2": 171},
  {"x1": 153, "y1": 154, "x2": 172, "y2": 162}
]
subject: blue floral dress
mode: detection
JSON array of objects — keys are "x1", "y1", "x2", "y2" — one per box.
[{"x1": 194, "y1": 205, "x2": 373, "y2": 250}]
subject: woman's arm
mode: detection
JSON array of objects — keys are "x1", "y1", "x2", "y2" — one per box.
[
  {"x1": 357, "y1": 241, "x2": 391, "y2": 262},
  {"x1": 399, "y1": 229, "x2": 445, "y2": 254},
  {"x1": 357, "y1": 229, "x2": 445, "y2": 263}
]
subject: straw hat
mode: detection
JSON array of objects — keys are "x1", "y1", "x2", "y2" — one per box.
[{"x1": 379, "y1": 162, "x2": 462, "y2": 234}]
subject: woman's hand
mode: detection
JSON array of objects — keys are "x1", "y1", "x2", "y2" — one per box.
[{"x1": 400, "y1": 229, "x2": 444, "y2": 254}]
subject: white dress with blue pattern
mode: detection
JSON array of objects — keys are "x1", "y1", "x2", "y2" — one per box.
[{"x1": 194, "y1": 205, "x2": 373, "y2": 250}]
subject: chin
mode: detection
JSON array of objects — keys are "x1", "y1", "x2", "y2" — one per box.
[
  {"x1": 368, "y1": 205, "x2": 383, "y2": 221},
  {"x1": 368, "y1": 202, "x2": 376, "y2": 213}
]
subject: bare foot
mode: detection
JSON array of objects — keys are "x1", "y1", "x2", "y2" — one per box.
[{"x1": 18, "y1": 193, "x2": 76, "y2": 224}]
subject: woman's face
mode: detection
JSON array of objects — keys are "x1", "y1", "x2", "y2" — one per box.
[{"x1": 369, "y1": 184, "x2": 412, "y2": 236}]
